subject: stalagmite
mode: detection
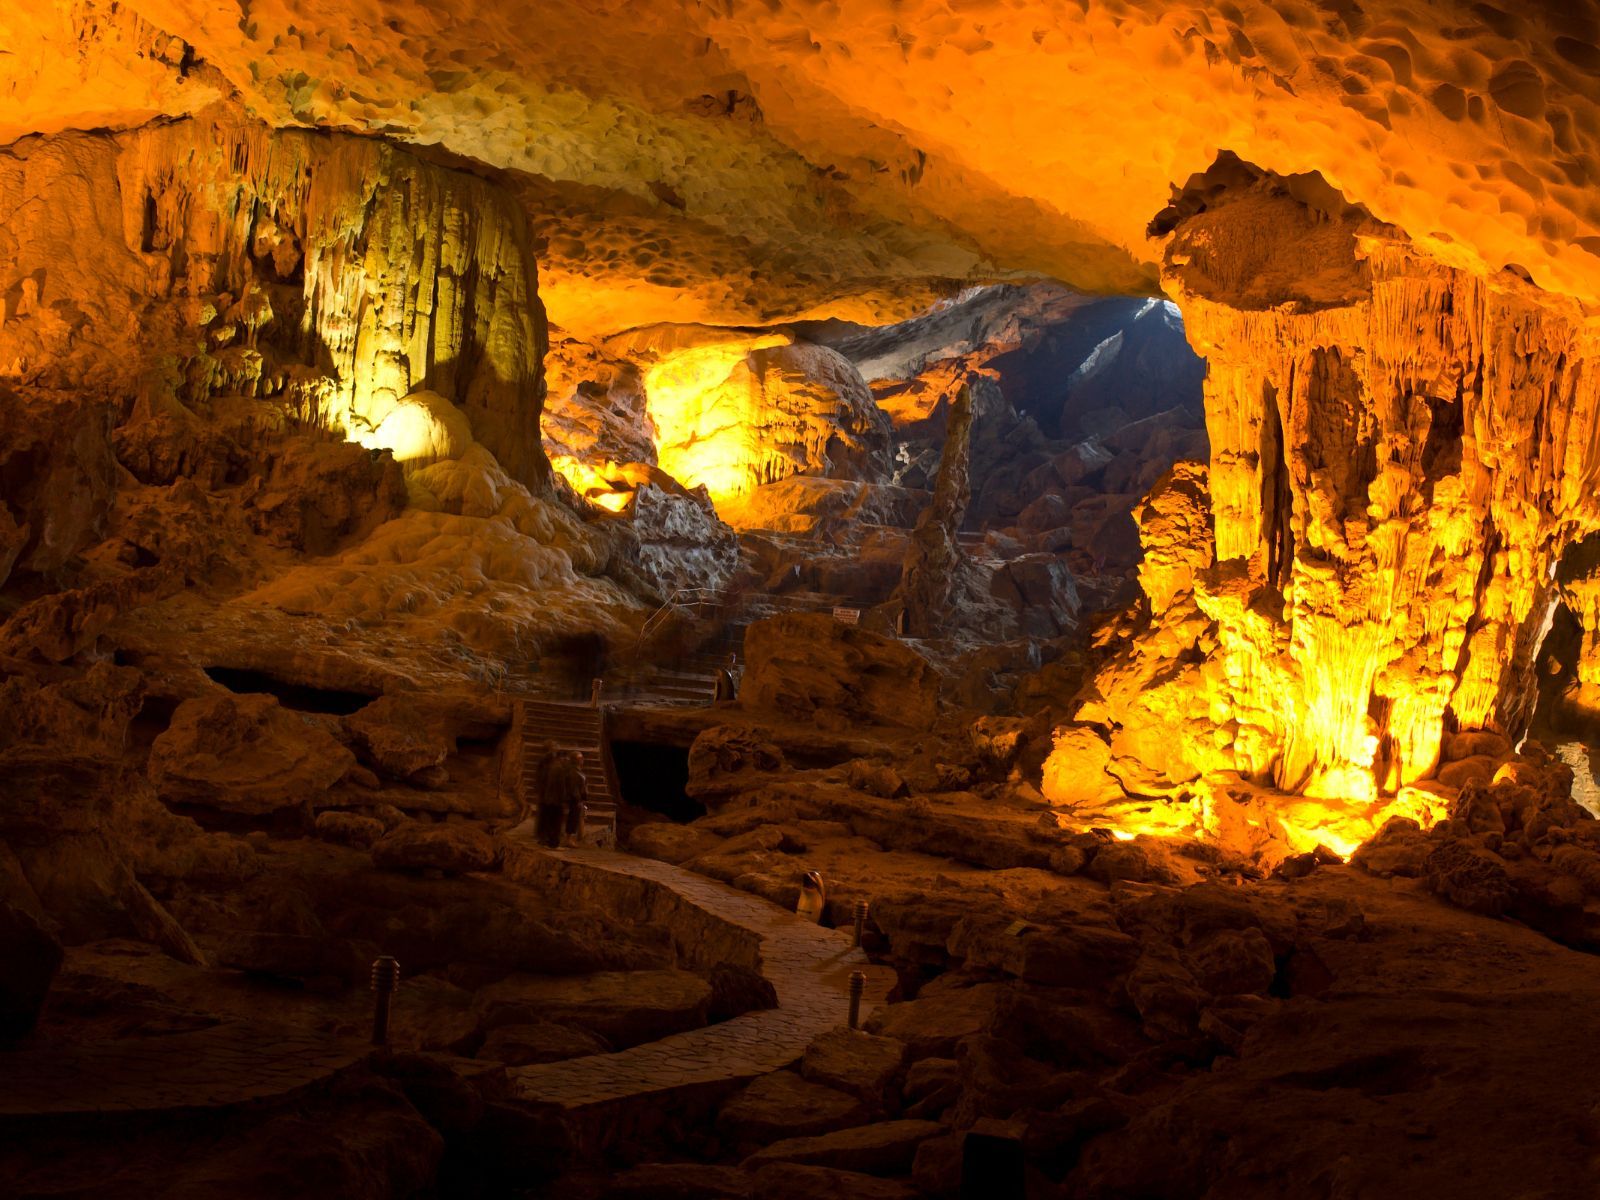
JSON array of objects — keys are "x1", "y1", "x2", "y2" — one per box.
[{"x1": 891, "y1": 383, "x2": 974, "y2": 637}]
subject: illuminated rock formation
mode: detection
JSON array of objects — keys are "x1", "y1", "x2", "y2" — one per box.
[
  {"x1": 12, "y1": 1, "x2": 1600, "y2": 336},
  {"x1": 0, "y1": 110, "x2": 549, "y2": 489},
  {"x1": 609, "y1": 330, "x2": 891, "y2": 512},
  {"x1": 1062, "y1": 165, "x2": 1600, "y2": 847}
]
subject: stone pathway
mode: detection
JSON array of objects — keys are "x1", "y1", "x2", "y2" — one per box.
[
  {"x1": 503, "y1": 844, "x2": 897, "y2": 1110},
  {"x1": 0, "y1": 1020, "x2": 365, "y2": 1116}
]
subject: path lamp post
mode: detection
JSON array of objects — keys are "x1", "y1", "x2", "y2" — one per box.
[
  {"x1": 371, "y1": 955, "x2": 400, "y2": 1047},
  {"x1": 847, "y1": 969, "x2": 866, "y2": 1029}
]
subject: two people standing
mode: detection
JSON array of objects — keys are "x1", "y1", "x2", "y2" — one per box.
[{"x1": 528, "y1": 742, "x2": 589, "y2": 847}]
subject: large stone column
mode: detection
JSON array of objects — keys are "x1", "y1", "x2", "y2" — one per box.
[{"x1": 1076, "y1": 175, "x2": 1600, "y2": 809}]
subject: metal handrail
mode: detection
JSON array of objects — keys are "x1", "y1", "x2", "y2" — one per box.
[{"x1": 637, "y1": 585, "x2": 725, "y2": 648}]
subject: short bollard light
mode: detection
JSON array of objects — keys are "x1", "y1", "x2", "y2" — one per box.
[
  {"x1": 853, "y1": 898, "x2": 869, "y2": 947},
  {"x1": 848, "y1": 969, "x2": 866, "y2": 1030},
  {"x1": 371, "y1": 955, "x2": 400, "y2": 1047}
]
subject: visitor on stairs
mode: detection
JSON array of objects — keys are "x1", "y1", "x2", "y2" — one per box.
[
  {"x1": 545, "y1": 749, "x2": 590, "y2": 848},
  {"x1": 532, "y1": 742, "x2": 564, "y2": 847}
]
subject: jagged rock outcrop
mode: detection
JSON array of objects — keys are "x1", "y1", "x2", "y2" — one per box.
[
  {"x1": 741, "y1": 612, "x2": 940, "y2": 731},
  {"x1": 626, "y1": 485, "x2": 742, "y2": 600},
  {"x1": 890, "y1": 384, "x2": 974, "y2": 637},
  {"x1": 614, "y1": 330, "x2": 892, "y2": 511},
  {"x1": 0, "y1": 111, "x2": 550, "y2": 489},
  {"x1": 1070, "y1": 163, "x2": 1600, "y2": 846}
]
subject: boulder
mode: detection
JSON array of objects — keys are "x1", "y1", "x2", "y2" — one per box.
[
  {"x1": 372, "y1": 822, "x2": 499, "y2": 874},
  {"x1": 742, "y1": 1120, "x2": 944, "y2": 1174},
  {"x1": 705, "y1": 962, "x2": 779, "y2": 1023},
  {"x1": 1183, "y1": 928, "x2": 1277, "y2": 996},
  {"x1": 604, "y1": 1163, "x2": 753, "y2": 1200},
  {"x1": 209, "y1": 930, "x2": 364, "y2": 983},
  {"x1": 1425, "y1": 840, "x2": 1515, "y2": 916},
  {"x1": 473, "y1": 970, "x2": 712, "y2": 1049},
  {"x1": 902, "y1": 1058, "x2": 961, "y2": 1119},
  {"x1": 801, "y1": 1028, "x2": 911, "y2": 1111},
  {"x1": 846, "y1": 760, "x2": 909, "y2": 799},
  {"x1": 946, "y1": 916, "x2": 1139, "y2": 988},
  {"x1": 627, "y1": 822, "x2": 723, "y2": 864},
  {"x1": 747, "y1": 1164, "x2": 915, "y2": 1200},
  {"x1": 1040, "y1": 726, "x2": 1124, "y2": 807},
  {"x1": 989, "y1": 555, "x2": 1081, "y2": 637},
  {"x1": 1436, "y1": 755, "x2": 1498, "y2": 789},
  {"x1": 911, "y1": 1131, "x2": 965, "y2": 1199},
  {"x1": 344, "y1": 695, "x2": 455, "y2": 780},
  {"x1": 148, "y1": 693, "x2": 354, "y2": 814},
  {"x1": 864, "y1": 982, "x2": 1009, "y2": 1057},
  {"x1": 1352, "y1": 817, "x2": 1434, "y2": 878},
  {"x1": 477, "y1": 1020, "x2": 610, "y2": 1066},
  {"x1": 315, "y1": 811, "x2": 387, "y2": 847},
  {"x1": 686, "y1": 726, "x2": 788, "y2": 802},
  {"x1": 718, "y1": 1071, "x2": 870, "y2": 1146},
  {"x1": 1443, "y1": 730, "x2": 1513, "y2": 761}
]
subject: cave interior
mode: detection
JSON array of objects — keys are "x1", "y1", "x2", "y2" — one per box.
[{"x1": 7, "y1": 2, "x2": 1600, "y2": 1197}]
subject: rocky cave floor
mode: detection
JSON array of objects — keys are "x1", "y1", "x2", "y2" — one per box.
[{"x1": 10, "y1": 651, "x2": 1600, "y2": 1200}]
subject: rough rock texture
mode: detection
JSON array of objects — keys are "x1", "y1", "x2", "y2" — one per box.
[
  {"x1": 718, "y1": 1071, "x2": 870, "y2": 1147},
  {"x1": 0, "y1": 387, "x2": 118, "y2": 589},
  {"x1": 370, "y1": 823, "x2": 499, "y2": 875},
  {"x1": 16, "y1": 0, "x2": 1600, "y2": 335},
  {"x1": 891, "y1": 383, "x2": 974, "y2": 637},
  {"x1": 0, "y1": 111, "x2": 549, "y2": 489},
  {"x1": 627, "y1": 485, "x2": 742, "y2": 600},
  {"x1": 0, "y1": 899, "x2": 62, "y2": 1039},
  {"x1": 741, "y1": 613, "x2": 941, "y2": 731},
  {"x1": 1070, "y1": 165, "x2": 1600, "y2": 849},
  {"x1": 624, "y1": 331, "x2": 892, "y2": 509},
  {"x1": 148, "y1": 693, "x2": 355, "y2": 815}
]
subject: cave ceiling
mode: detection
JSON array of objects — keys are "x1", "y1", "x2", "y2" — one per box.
[{"x1": 6, "y1": 1, "x2": 1600, "y2": 339}]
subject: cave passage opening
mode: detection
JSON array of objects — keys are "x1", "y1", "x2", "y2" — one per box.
[
  {"x1": 610, "y1": 739, "x2": 702, "y2": 823},
  {"x1": 988, "y1": 296, "x2": 1206, "y2": 442}
]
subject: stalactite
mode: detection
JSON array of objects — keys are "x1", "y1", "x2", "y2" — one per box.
[
  {"x1": 1071, "y1": 177, "x2": 1600, "y2": 831},
  {"x1": 0, "y1": 112, "x2": 549, "y2": 489}
]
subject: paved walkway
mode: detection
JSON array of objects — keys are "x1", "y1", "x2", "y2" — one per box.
[
  {"x1": 0, "y1": 1021, "x2": 364, "y2": 1116},
  {"x1": 502, "y1": 844, "x2": 897, "y2": 1110}
]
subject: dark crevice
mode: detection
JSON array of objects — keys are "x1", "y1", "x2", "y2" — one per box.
[
  {"x1": 611, "y1": 740, "x2": 701, "y2": 823},
  {"x1": 203, "y1": 665, "x2": 376, "y2": 715}
]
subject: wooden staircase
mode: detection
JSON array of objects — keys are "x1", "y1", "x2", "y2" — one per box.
[{"x1": 509, "y1": 698, "x2": 620, "y2": 845}]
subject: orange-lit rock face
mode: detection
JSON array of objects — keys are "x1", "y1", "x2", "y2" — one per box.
[
  {"x1": 10, "y1": 1, "x2": 1600, "y2": 336},
  {"x1": 0, "y1": 112, "x2": 549, "y2": 488},
  {"x1": 1065, "y1": 175, "x2": 1600, "y2": 852},
  {"x1": 630, "y1": 335, "x2": 891, "y2": 512}
]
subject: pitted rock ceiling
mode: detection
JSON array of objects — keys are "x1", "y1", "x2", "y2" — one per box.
[{"x1": 8, "y1": 1, "x2": 1600, "y2": 337}]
